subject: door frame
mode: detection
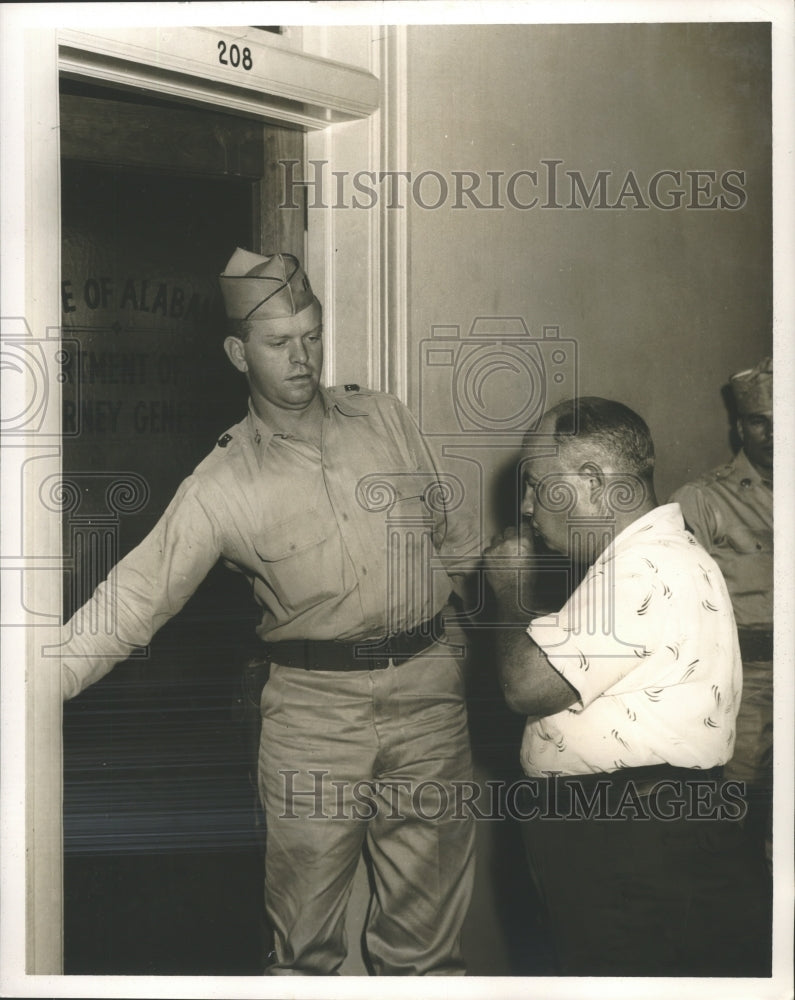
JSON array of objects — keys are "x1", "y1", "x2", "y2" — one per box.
[{"x1": 0, "y1": 20, "x2": 407, "y2": 979}]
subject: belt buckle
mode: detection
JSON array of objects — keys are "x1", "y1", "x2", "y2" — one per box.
[{"x1": 353, "y1": 641, "x2": 390, "y2": 670}]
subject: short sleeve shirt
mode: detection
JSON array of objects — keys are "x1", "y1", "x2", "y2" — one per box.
[{"x1": 521, "y1": 504, "x2": 742, "y2": 777}]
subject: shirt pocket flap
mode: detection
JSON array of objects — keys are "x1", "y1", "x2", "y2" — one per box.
[
  {"x1": 253, "y1": 510, "x2": 327, "y2": 562},
  {"x1": 724, "y1": 524, "x2": 772, "y2": 555},
  {"x1": 357, "y1": 472, "x2": 437, "y2": 515}
]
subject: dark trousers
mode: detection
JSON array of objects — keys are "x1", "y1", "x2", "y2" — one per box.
[{"x1": 518, "y1": 769, "x2": 772, "y2": 977}]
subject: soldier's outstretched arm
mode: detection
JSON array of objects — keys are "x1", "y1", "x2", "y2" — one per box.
[{"x1": 60, "y1": 476, "x2": 224, "y2": 699}]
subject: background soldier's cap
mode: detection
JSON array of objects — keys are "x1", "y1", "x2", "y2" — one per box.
[
  {"x1": 219, "y1": 248, "x2": 320, "y2": 323},
  {"x1": 730, "y1": 356, "x2": 773, "y2": 415}
]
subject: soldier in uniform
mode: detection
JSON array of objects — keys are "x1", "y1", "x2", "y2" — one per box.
[
  {"x1": 671, "y1": 357, "x2": 773, "y2": 865},
  {"x1": 60, "y1": 249, "x2": 480, "y2": 975}
]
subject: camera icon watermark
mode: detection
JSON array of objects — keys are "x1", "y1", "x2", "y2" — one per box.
[
  {"x1": 0, "y1": 317, "x2": 81, "y2": 437},
  {"x1": 418, "y1": 318, "x2": 577, "y2": 439}
]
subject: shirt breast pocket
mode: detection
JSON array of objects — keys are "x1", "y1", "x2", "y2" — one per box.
[
  {"x1": 358, "y1": 472, "x2": 439, "y2": 524},
  {"x1": 723, "y1": 524, "x2": 772, "y2": 556},
  {"x1": 252, "y1": 510, "x2": 337, "y2": 613},
  {"x1": 254, "y1": 510, "x2": 327, "y2": 562},
  {"x1": 392, "y1": 483, "x2": 434, "y2": 520}
]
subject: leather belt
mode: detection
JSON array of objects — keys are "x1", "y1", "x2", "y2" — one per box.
[
  {"x1": 262, "y1": 611, "x2": 446, "y2": 671},
  {"x1": 736, "y1": 627, "x2": 773, "y2": 663}
]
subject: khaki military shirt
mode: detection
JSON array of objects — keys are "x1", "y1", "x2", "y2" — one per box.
[
  {"x1": 670, "y1": 450, "x2": 772, "y2": 628},
  {"x1": 61, "y1": 386, "x2": 480, "y2": 699}
]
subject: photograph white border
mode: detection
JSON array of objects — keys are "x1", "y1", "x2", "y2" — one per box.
[{"x1": 2, "y1": 2, "x2": 793, "y2": 998}]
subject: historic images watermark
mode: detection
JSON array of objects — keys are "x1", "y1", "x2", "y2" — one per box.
[
  {"x1": 276, "y1": 769, "x2": 748, "y2": 823},
  {"x1": 279, "y1": 159, "x2": 748, "y2": 212}
]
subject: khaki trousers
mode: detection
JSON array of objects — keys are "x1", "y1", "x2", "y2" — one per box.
[{"x1": 257, "y1": 645, "x2": 475, "y2": 975}]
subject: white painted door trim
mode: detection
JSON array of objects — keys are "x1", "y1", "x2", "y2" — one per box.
[{"x1": 1, "y1": 21, "x2": 399, "y2": 978}]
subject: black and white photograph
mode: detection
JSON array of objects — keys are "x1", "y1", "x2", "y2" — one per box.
[{"x1": 1, "y1": 2, "x2": 793, "y2": 998}]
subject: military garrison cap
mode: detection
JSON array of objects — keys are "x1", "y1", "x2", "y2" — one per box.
[
  {"x1": 730, "y1": 356, "x2": 773, "y2": 415},
  {"x1": 219, "y1": 248, "x2": 321, "y2": 332}
]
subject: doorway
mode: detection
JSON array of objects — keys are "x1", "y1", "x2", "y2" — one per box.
[{"x1": 59, "y1": 79, "x2": 302, "y2": 974}]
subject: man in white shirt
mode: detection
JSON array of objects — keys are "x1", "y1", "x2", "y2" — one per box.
[{"x1": 484, "y1": 396, "x2": 770, "y2": 976}]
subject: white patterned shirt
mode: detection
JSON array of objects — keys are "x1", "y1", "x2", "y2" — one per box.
[{"x1": 521, "y1": 504, "x2": 742, "y2": 777}]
